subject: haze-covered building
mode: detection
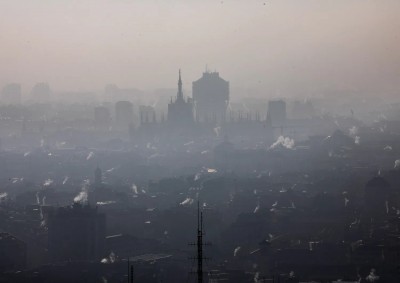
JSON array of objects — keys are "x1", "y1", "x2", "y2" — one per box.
[
  {"x1": 140, "y1": 105, "x2": 157, "y2": 124},
  {"x1": 267, "y1": 100, "x2": 287, "y2": 127},
  {"x1": 291, "y1": 100, "x2": 315, "y2": 119},
  {"x1": 47, "y1": 203, "x2": 106, "y2": 262},
  {"x1": 94, "y1": 106, "x2": 111, "y2": 129},
  {"x1": 1, "y1": 83, "x2": 21, "y2": 105},
  {"x1": 167, "y1": 70, "x2": 194, "y2": 126},
  {"x1": 115, "y1": 101, "x2": 134, "y2": 127},
  {"x1": 192, "y1": 71, "x2": 229, "y2": 123},
  {"x1": 31, "y1": 83, "x2": 51, "y2": 103}
]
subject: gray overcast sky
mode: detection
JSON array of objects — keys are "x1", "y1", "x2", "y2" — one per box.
[{"x1": 0, "y1": 0, "x2": 399, "y2": 96}]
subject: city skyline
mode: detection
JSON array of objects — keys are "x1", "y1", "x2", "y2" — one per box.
[
  {"x1": 0, "y1": 0, "x2": 399, "y2": 98},
  {"x1": 0, "y1": 2, "x2": 400, "y2": 280}
]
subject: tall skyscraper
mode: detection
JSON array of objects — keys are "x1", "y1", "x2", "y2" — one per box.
[
  {"x1": 167, "y1": 70, "x2": 194, "y2": 126},
  {"x1": 192, "y1": 71, "x2": 229, "y2": 123}
]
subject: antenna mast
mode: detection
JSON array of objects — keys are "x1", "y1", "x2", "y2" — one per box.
[
  {"x1": 189, "y1": 201, "x2": 209, "y2": 283},
  {"x1": 197, "y1": 201, "x2": 204, "y2": 283}
]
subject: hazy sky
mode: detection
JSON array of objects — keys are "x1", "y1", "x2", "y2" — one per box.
[{"x1": 0, "y1": 0, "x2": 399, "y2": 96}]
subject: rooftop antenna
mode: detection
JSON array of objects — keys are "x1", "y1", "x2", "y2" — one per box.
[
  {"x1": 197, "y1": 201, "x2": 203, "y2": 283},
  {"x1": 189, "y1": 201, "x2": 210, "y2": 283},
  {"x1": 127, "y1": 259, "x2": 134, "y2": 283}
]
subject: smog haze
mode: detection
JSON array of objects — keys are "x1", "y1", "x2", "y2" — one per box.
[{"x1": 1, "y1": 0, "x2": 399, "y2": 98}]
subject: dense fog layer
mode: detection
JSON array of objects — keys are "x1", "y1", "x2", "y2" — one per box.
[{"x1": 1, "y1": 1, "x2": 400, "y2": 283}]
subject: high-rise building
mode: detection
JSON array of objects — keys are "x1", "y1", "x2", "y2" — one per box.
[
  {"x1": 192, "y1": 71, "x2": 229, "y2": 122},
  {"x1": 1, "y1": 83, "x2": 21, "y2": 105},
  {"x1": 47, "y1": 203, "x2": 106, "y2": 262},
  {"x1": 167, "y1": 70, "x2": 194, "y2": 126},
  {"x1": 115, "y1": 101, "x2": 134, "y2": 127},
  {"x1": 267, "y1": 100, "x2": 287, "y2": 127}
]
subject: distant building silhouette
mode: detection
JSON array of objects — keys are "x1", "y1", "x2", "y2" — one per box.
[
  {"x1": 1, "y1": 83, "x2": 21, "y2": 105},
  {"x1": 94, "y1": 106, "x2": 111, "y2": 128},
  {"x1": 267, "y1": 100, "x2": 287, "y2": 127},
  {"x1": 192, "y1": 71, "x2": 229, "y2": 123},
  {"x1": 115, "y1": 101, "x2": 134, "y2": 127},
  {"x1": 0, "y1": 233, "x2": 26, "y2": 271},
  {"x1": 31, "y1": 83, "x2": 51, "y2": 103},
  {"x1": 291, "y1": 100, "x2": 315, "y2": 119},
  {"x1": 364, "y1": 176, "x2": 391, "y2": 217},
  {"x1": 47, "y1": 203, "x2": 106, "y2": 262},
  {"x1": 214, "y1": 136, "x2": 235, "y2": 170},
  {"x1": 140, "y1": 105, "x2": 157, "y2": 125},
  {"x1": 167, "y1": 70, "x2": 194, "y2": 126}
]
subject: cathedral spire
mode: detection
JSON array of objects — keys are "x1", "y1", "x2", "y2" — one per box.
[{"x1": 177, "y1": 69, "x2": 183, "y2": 101}]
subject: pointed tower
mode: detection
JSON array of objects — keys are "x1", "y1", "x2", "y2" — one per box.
[
  {"x1": 177, "y1": 69, "x2": 184, "y2": 102},
  {"x1": 167, "y1": 69, "x2": 194, "y2": 126}
]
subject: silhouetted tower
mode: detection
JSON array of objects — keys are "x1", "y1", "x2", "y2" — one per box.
[
  {"x1": 178, "y1": 69, "x2": 184, "y2": 101},
  {"x1": 167, "y1": 70, "x2": 194, "y2": 125},
  {"x1": 192, "y1": 70, "x2": 229, "y2": 123}
]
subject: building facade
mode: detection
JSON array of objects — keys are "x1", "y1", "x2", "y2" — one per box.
[
  {"x1": 115, "y1": 101, "x2": 134, "y2": 127},
  {"x1": 47, "y1": 203, "x2": 106, "y2": 262},
  {"x1": 192, "y1": 71, "x2": 229, "y2": 123},
  {"x1": 267, "y1": 100, "x2": 287, "y2": 128}
]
